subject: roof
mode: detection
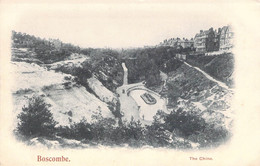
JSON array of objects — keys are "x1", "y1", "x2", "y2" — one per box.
[
  {"x1": 221, "y1": 26, "x2": 228, "y2": 32},
  {"x1": 220, "y1": 25, "x2": 233, "y2": 36}
]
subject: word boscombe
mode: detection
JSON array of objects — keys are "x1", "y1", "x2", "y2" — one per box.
[{"x1": 37, "y1": 155, "x2": 70, "y2": 162}]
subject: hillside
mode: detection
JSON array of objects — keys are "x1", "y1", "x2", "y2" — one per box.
[
  {"x1": 162, "y1": 62, "x2": 233, "y2": 128},
  {"x1": 186, "y1": 53, "x2": 234, "y2": 87},
  {"x1": 11, "y1": 61, "x2": 114, "y2": 127},
  {"x1": 11, "y1": 32, "x2": 124, "y2": 130},
  {"x1": 12, "y1": 31, "x2": 81, "y2": 63},
  {"x1": 11, "y1": 31, "x2": 234, "y2": 149},
  {"x1": 11, "y1": 40, "x2": 123, "y2": 126},
  {"x1": 123, "y1": 46, "x2": 184, "y2": 87}
]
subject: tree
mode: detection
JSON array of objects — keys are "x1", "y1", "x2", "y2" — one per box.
[
  {"x1": 70, "y1": 118, "x2": 93, "y2": 140},
  {"x1": 164, "y1": 109, "x2": 206, "y2": 137},
  {"x1": 145, "y1": 111, "x2": 171, "y2": 147},
  {"x1": 90, "y1": 111, "x2": 117, "y2": 142},
  {"x1": 126, "y1": 117, "x2": 144, "y2": 141},
  {"x1": 167, "y1": 83, "x2": 182, "y2": 105},
  {"x1": 16, "y1": 96, "x2": 57, "y2": 138}
]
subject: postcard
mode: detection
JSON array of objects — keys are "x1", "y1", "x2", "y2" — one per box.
[{"x1": 1, "y1": 0, "x2": 260, "y2": 166}]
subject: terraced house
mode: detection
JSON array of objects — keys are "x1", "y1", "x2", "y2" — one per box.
[
  {"x1": 194, "y1": 25, "x2": 234, "y2": 53},
  {"x1": 180, "y1": 38, "x2": 194, "y2": 48},
  {"x1": 159, "y1": 37, "x2": 193, "y2": 48},
  {"x1": 194, "y1": 28, "x2": 216, "y2": 53}
]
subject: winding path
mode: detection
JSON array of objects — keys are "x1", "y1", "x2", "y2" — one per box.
[
  {"x1": 184, "y1": 61, "x2": 230, "y2": 90},
  {"x1": 117, "y1": 63, "x2": 168, "y2": 124}
]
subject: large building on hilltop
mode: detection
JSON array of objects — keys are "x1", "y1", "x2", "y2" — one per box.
[
  {"x1": 194, "y1": 28, "x2": 217, "y2": 53},
  {"x1": 194, "y1": 30, "x2": 206, "y2": 52},
  {"x1": 194, "y1": 25, "x2": 234, "y2": 53},
  {"x1": 155, "y1": 25, "x2": 234, "y2": 53}
]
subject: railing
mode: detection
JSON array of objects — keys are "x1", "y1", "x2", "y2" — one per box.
[{"x1": 126, "y1": 85, "x2": 161, "y2": 97}]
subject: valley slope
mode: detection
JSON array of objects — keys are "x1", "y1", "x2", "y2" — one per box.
[{"x1": 10, "y1": 33, "x2": 234, "y2": 148}]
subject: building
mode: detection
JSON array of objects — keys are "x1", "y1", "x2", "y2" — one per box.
[
  {"x1": 219, "y1": 25, "x2": 234, "y2": 51},
  {"x1": 194, "y1": 30, "x2": 206, "y2": 52},
  {"x1": 194, "y1": 28, "x2": 216, "y2": 53},
  {"x1": 213, "y1": 28, "x2": 221, "y2": 51},
  {"x1": 159, "y1": 37, "x2": 194, "y2": 48},
  {"x1": 206, "y1": 28, "x2": 216, "y2": 52},
  {"x1": 159, "y1": 38, "x2": 178, "y2": 47},
  {"x1": 179, "y1": 38, "x2": 194, "y2": 48}
]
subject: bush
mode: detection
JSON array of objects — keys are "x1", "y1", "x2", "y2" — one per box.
[
  {"x1": 107, "y1": 101, "x2": 122, "y2": 118},
  {"x1": 57, "y1": 114, "x2": 146, "y2": 147},
  {"x1": 90, "y1": 115, "x2": 117, "y2": 143},
  {"x1": 164, "y1": 109, "x2": 207, "y2": 137},
  {"x1": 144, "y1": 111, "x2": 172, "y2": 147},
  {"x1": 15, "y1": 97, "x2": 229, "y2": 148},
  {"x1": 57, "y1": 118, "x2": 93, "y2": 141},
  {"x1": 109, "y1": 117, "x2": 146, "y2": 147},
  {"x1": 188, "y1": 125, "x2": 230, "y2": 148},
  {"x1": 16, "y1": 96, "x2": 57, "y2": 138}
]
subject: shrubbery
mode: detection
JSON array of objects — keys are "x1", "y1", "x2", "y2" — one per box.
[
  {"x1": 163, "y1": 109, "x2": 207, "y2": 137},
  {"x1": 145, "y1": 111, "x2": 173, "y2": 147},
  {"x1": 16, "y1": 97, "x2": 230, "y2": 148},
  {"x1": 16, "y1": 96, "x2": 57, "y2": 138},
  {"x1": 57, "y1": 114, "x2": 146, "y2": 147},
  {"x1": 123, "y1": 46, "x2": 186, "y2": 88},
  {"x1": 12, "y1": 31, "x2": 81, "y2": 63},
  {"x1": 55, "y1": 109, "x2": 228, "y2": 148}
]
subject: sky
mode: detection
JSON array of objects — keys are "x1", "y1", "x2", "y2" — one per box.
[{"x1": 9, "y1": 3, "x2": 232, "y2": 48}]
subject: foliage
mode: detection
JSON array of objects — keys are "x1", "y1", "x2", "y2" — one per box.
[
  {"x1": 163, "y1": 58, "x2": 183, "y2": 73},
  {"x1": 145, "y1": 111, "x2": 172, "y2": 147},
  {"x1": 163, "y1": 109, "x2": 207, "y2": 137},
  {"x1": 55, "y1": 48, "x2": 124, "y2": 92},
  {"x1": 166, "y1": 83, "x2": 182, "y2": 105},
  {"x1": 16, "y1": 96, "x2": 57, "y2": 138},
  {"x1": 125, "y1": 117, "x2": 145, "y2": 144},
  {"x1": 90, "y1": 112, "x2": 117, "y2": 142},
  {"x1": 88, "y1": 114, "x2": 146, "y2": 146},
  {"x1": 123, "y1": 46, "x2": 186, "y2": 87},
  {"x1": 57, "y1": 118, "x2": 93, "y2": 141},
  {"x1": 12, "y1": 31, "x2": 81, "y2": 63},
  {"x1": 13, "y1": 31, "x2": 231, "y2": 148},
  {"x1": 188, "y1": 125, "x2": 230, "y2": 148},
  {"x1": 107, "y1": 101, "x2": 122, "y2": 118},
  {"x1": 85, "y1": 49, "x2": 123, "y2": 91},
  {"x1": 16, "y1": 99, "x2": 230, "y2": 148}
]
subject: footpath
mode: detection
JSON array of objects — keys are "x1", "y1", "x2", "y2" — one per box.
[{"x1": 183, "y1": 61, "x2": 230, "y2": 90}]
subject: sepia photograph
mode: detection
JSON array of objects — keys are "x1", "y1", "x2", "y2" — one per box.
[{"x1": 1, "y1": 0, "x2": 260, "y2": 166}]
